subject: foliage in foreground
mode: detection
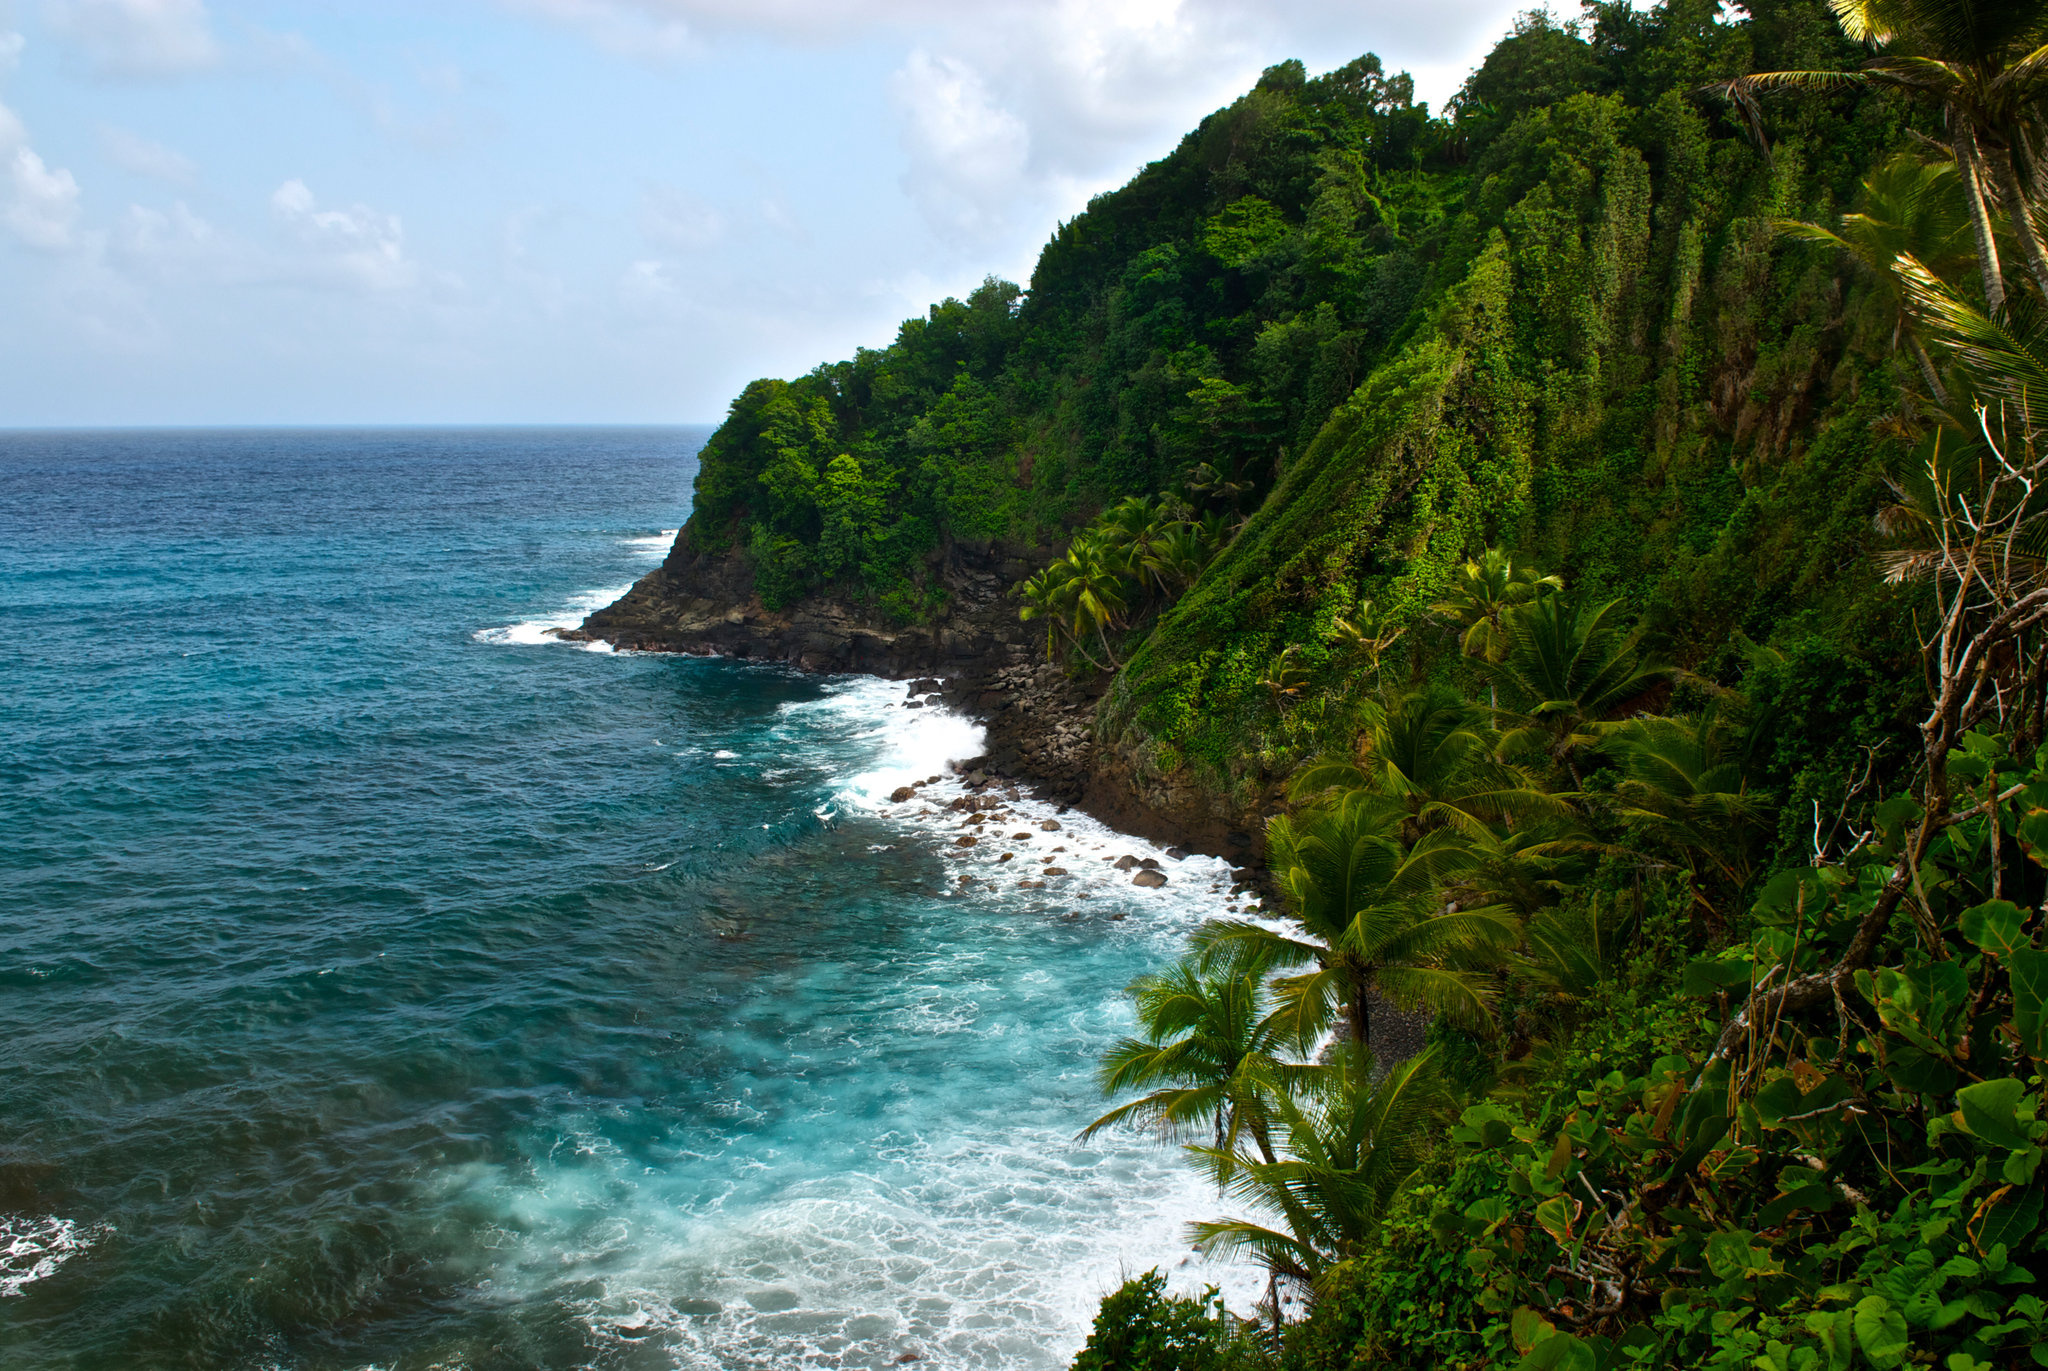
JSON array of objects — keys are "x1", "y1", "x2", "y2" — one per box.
[{"x1": 1073, "y1": 0, "x2": 2048, "y2": 1357}]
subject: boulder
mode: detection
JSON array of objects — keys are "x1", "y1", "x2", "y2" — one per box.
[
  {"x1": 955, "y1": 835, "x2": 978, "y2": 848},
  {"x1": 1132, "y1": 870, "x2": 1168, "y2": 888},
  {"x1": 1039, "y1": 819, "x2": 1061, "y2": 832},
  {"x1": 889, "y1": 786, "x2": 917, "y2": 803},
  {"x1": 1043, "y1": 866, "x2": 1069, "y2": 876},
  {"x1": 1113, "y1": 855, "x2": 1138, "y2": 871},
  {"x1": 1138, "y1": 857, "x2": 1160, "y2": 869}
]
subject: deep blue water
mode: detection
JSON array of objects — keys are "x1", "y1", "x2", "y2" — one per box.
[{"x1": 0, "y1": 429, "x2": 1244, "y2": 1371}]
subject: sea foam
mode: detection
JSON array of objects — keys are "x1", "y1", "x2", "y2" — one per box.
[
  {"x1": 474, "y1": 582, "x2": 634, "y2": 651},
  {"x1": 1, "y1": 1215, "x2": 101, "y2": 1299},
  {"x1": 450, "y1": 677, "x2": 1268, "y2": 1368},
  {"x1": 622, "y1": 529, "x2": 681, "y2": 557}
]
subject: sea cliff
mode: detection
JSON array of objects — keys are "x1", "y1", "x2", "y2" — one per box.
[{"x1": 570, "y1": 529, "x2": 1271, "y2": 860}]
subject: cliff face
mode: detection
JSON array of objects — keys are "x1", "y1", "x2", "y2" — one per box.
[
  {"x1": 575, "y1": 5, "x2": 1909, "y2": 865},
  {"x1": 571, "y1": 533, "x2": 1271, "y2": 862},
  {"x1": 572, "y1": 530, "x2": 1037, "y2": 674}
]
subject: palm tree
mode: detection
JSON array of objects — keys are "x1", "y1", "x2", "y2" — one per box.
[
  {"x1": 1433, "y1": 548, "x2": 1562, "y2": 665},
  {"x1": 1015, "y1": 564, "x2": 1075, "y2": 661},
  {"x1": 1776, "y1": 152, "x2": 1978, "y2": 401},
  {"x1": 1195, "y1": 793, "x2": 1518, "y2": 1053},
  {"x1": 1325, "y1": 600, "x2": 1407, "y2": 682},
  {"x1": 1139, "y1": 524, "x2": 1212, "y2": 594},
  {"x1": 1736, "y1": 0, "x2": 2048, "y2": 310},
  {"x1": 1080, "y1": 954, "x2": 1301, "y2": 1169},
  {"x1": 1047, "y1": 534, "x2": 1132, "y2": 670},
  {"x1": 1488, "y1": 590, "x2": 1674, "y2": 787},
  {"x1": 1095, "y1": 495, "x2": 1161, "y2": 573},
  {"x1": 1607, "y1": 702, "x2": 1775, "y2": 929},
  {"x1": 1195, "y1": 510, "x2": 1239, "y2": 557},
  {"x1": 1448, "y1": 821, "x2": 1597, "y2": 921},
  {"x1": 1256, "y1": 643, "x2": 1313, "y2": 711},
  {"x1": 1516, "y1": 893, "x2": 1634, "y2": 1000},
  {"x1": 1288, "y1": 687, "x2": 1567, "y2": 842},
  {"x1": 1185, "y1": 1044, "x2": 1449, "y2": 1300},
  {"x1": 1895, "y1": 250, "x2": 2048, "y2": 431}
]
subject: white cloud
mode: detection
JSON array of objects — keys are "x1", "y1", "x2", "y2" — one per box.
[
  {"x1": 891, "y1": 49, "x2": 1030, "y2": 241},
  {"x1": 0, "y1": 100, "x2": 83, "y2": 251},
  {"x1": 116, "y1": 199, "x2": 214, "y2": 263},
  {"x1": 44, "y1": 0, "x2": 220, "y2": 76},
  {"x1": 639, "y1": 187, "x2": 724, "y2": 252},
  {"x1": 100, "y1": 124, "x2": 197, "y2": 183},
  {"x1": 503, "y1": 0, "x2": 695, "y2": 62},
  {"x1": 270, "y1": 178, "x2": 416, "y2": 291},
  {"x1": 5, "y1": 146, "x2": 81, "y2": 247},
  {"x1": 512, "y1": 0, "x2": 1529, "y2": 247}
]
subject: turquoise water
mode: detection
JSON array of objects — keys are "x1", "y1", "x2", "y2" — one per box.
[{"x1": 0, "y1": 429, "x2": 1246, "y2": 1370}]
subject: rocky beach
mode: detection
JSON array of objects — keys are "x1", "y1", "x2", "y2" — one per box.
[{"x1": 565, "y1": 527, "x2": 1271, "y2": 867}]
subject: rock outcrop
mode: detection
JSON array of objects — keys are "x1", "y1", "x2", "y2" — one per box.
[
  {"x1": 562, "y1": 527, "x2": 1042, "y2": 676},
  {"x1": 568, "y1": 527, "x2": 1266, "y2": 864}
]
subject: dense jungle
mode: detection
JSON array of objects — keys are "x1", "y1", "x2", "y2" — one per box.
[{"x1": 667, "y1": 0, "x2": 2048, "y2": 1364}]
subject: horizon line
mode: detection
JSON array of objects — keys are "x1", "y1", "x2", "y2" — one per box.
[{"x1": 0, "y1": 421, "x2": 721, "y2": 434}]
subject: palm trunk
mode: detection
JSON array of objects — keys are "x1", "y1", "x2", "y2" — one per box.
[
  {"x1": 1909, "y1": 334, "x2": 1949, "y2": 406},
  {"x1": 1250, "y1": 1118, "x2": 1278, "y2": 1166},
  {"x1": 1955, "y1": 119, "x2": 2007, "y2": 312},
  {"x1": 1993, "y1": 143, "x2": 2048, "y2": 304},
  {"x1": 1094, "y1": 621, "x2": 1120, "y2": 668},
  {"x1": 1353, "y1": 983, "x2": 1370, "y2": 1051}
]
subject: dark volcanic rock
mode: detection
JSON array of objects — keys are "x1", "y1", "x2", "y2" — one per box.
[{"x1": 567, "y1": 527, "x2": 1265, "y2": 862}]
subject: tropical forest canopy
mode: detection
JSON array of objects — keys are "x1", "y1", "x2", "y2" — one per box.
[{"x1": 682, "y1": 0, "x2": 2048, "y2": 1366}]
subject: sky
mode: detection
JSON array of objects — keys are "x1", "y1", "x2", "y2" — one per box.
[{"x1": 0, "y1": 0, "x2": 1541, "y2": 425}]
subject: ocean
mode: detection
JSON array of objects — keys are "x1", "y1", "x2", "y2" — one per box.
[{"x1": 0, "y1": 428, "x2": 1252, "y2": 1370}]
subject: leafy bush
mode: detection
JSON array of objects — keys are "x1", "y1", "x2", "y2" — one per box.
[{"x1": 1071, "y1": 1271, "x2": 1260, "y2": 1371}]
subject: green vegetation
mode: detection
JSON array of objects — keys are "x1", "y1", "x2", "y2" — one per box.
[
  {"x1": 674, "y1": 0, "x2": 2048, "y2": 1363},
  {"x1": 1064, "y1": 0, "x2": 2048, "y2": 1358}
]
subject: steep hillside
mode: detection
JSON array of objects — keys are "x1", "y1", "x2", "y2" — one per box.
[{"x1": 582, "y1": 0, "x2": 1915, "y2": 850}]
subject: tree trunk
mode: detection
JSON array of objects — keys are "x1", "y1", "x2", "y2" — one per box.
[
  {"x1": 1910, "y1": 334, "x2": 1949, "y2": 406},
  {"x1": 1250, "y1": 1118, "x2": 1278, "y2": 1166},
  {"x1": 1993, "y1": 143, "x2": 2048, "y2": 304},
  {"x1": 1956, "y1": 119, "x2": 2007, "y2": 312},
  {"x1": 1094, "y1": 621, "x2": 1120, "y2": 668}
]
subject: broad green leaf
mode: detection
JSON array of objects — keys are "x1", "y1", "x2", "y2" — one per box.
[
  {"x1": 1875, "y1": 794, "x2": 1922, "y2": 837},
  {"x1": 1885, "y1": 1044, "x2": 1959, "y2": 1096},
  {"x1": 1534, "y1": 1193, "x2": 1575, "y2": 1243},
  {"x1": 2015, "y1": 810, "x2": 2048, "y2": 863},
  {"x1": 1753, "y1": 868, "x2": 1829, "y2": 922},
  {"x1": 1683, "y1": 955, "x2": 1755, "y2": 997},
  {"x1": 1812, "y1": 1307, "x2": 1855, "y2": 1371},
  {"x1": 2011, "y1": 948, "x2": 2048, "y2": 1060},
  {"x1": 1959, "y1": 900, "x2": 2030, "y2": 959},
  {"x1": 1520, "y1": 1332, "x2": 1596, "y2": 1371},
  {"x1": 1465, "y1": 1195, "x2": 1511, "y2": 1224},
  {"x1": 1511, "y1": 1306, "x2": 1556, "y2": 1355},
  {"x1": 1853, "y1": 1295, "x2": 1908, "y2": 1367},
  {"x1": 1976, "y1": 1187, "x2": 2044, "y2": 1254},
  {"x1": 1453, "y1": 1103, "x2": 1516, "y2": 1149},
  {"x1": 1957, "y1": 1078, "x2": 2033, "y2": 1150}
]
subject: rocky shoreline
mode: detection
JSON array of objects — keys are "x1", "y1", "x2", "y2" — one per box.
[{"x1": 560, "y1": 528, "x2": 1266, "y2": 867}]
